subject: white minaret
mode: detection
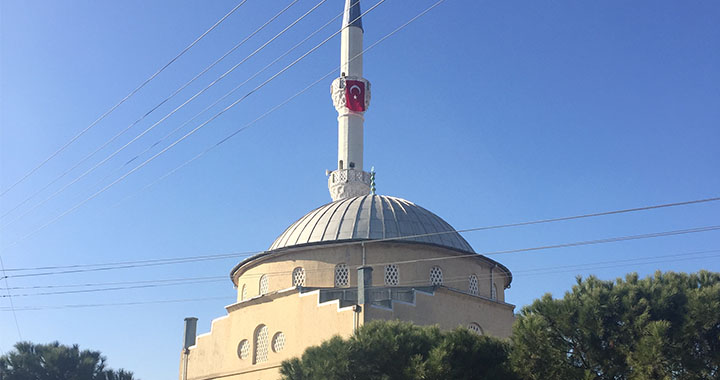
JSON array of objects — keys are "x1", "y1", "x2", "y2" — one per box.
[{"x1": 328, "y1": 0, "x2": 372, "y2": 201}]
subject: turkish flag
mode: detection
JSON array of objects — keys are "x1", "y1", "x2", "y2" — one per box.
[{"x1": 345, "y1": 80, "x2": 365, "y2": 111}]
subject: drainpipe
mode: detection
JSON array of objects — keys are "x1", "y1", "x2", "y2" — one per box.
[
  {"x1": 490, "y1": 265, "x2": 495, "y2": 299},
  {"x1": 181, "y1": 317, "x2": 198, "y2": 380}
]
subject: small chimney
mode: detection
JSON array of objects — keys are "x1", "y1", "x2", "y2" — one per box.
[{"x1": 183, "y1": 317, "x2": 198, "y2": 350}]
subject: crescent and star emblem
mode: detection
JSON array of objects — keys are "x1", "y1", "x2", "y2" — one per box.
[{"x1": 349, "y1": 84, "x2": 362, "y2": 99}]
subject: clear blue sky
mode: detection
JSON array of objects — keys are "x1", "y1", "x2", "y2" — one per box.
[{"x1": 1, "y1": 0, "x2": 719, "y2": 378}]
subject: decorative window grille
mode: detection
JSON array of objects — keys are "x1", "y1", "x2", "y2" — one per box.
[
  {"x1": 468, "y1": 274, "x2": 479, "y2": 295},
  {"x1": 384, "y1": 264, "x2": 399, "y2": 286},
  {"x1": 237, "y1": 339, "x2": 250, "y2": 360},
  {"x1": 272, "y1": 332, "x2": 286, "y2": 352},
  {"x1": 335, "y1": 263, "x2": 349, "y2": 287},
  {"x1": 491, "y1": 283, "x2": 498, "y2": 300},
  {"x1": 253, "y1": 325, "x2": 269, "y2": 364},
  {"x1": 429, "y1": 266, "x2": 443, "y2": 285},
  {"x1": 292, "y1": 267, "x2": 306, "y2": 287},
  {"x1": 259, "y1": 275, "x2": 269, "y2": 295},
  {"x1": 241, "y1": 285, "x2": 247, "y2": 301},
  {"x1": 468, "y1": 323, "x2": 483, "y2": 335}
]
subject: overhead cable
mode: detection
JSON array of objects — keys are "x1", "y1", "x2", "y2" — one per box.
[
  {"x1": 1, "y1": 0, "x2": 386, "y2": 249},
  {"x1": 0, "y1": 0, "x2": 250, "y2": 198},
  {"x1": 1, "y1": 0, "x2": 311, "y2": 231},
  {"x1": 0, "y1": 0, "x2": 301, "y2": 222}
]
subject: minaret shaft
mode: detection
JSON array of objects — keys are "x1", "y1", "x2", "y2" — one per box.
[{"x1": 328, "y1": 0, "x2": 371, "y2": 201}]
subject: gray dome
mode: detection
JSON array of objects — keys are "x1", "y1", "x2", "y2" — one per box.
[{"x1": 269, "y1": 195, "x2": 474, "y2": 253}]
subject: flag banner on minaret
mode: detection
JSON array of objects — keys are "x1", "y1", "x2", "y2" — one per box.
[{"x1": 345, "y1": 80, "x2": 365, "y2": 111}]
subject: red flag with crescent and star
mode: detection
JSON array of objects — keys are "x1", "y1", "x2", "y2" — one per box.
[{"x1": 345, "y1": 80, "x2": 365, "y2": 111}]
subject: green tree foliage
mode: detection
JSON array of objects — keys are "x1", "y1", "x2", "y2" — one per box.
[
  {"x1": 0, "y1": 341, "x2": 137, "y2": 380},
  {"x1": 280, "y1": 320, "x2": 518, "y2": 380},
  {"x1": 511, "y1": 270, "x2": 720, "y2": 380}
]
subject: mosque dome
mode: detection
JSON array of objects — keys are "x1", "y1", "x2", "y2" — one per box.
[{"x1": 269, "y1": 194, "x2": 475, "y2": 253}]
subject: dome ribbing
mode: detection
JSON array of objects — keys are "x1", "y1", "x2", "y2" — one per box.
[{"x1": 269, "y1": 195, "x2": 474, "y2": 253}]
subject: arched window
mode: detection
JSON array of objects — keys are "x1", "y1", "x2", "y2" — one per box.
[
  {"x1": 384, "y1": 264, "x2": 399, "y2": 286},
  {"x1": 272, "y1": 332, "x2": 286, "y2": 353},
  {"x1": 237, "y1": 339, "x2": 250, "y2": 360},
  {"x1": 292, "y1": 267, "x2": 306, "y2": 287},
  {"x1": 468, "y1": 274, "x2": 478, "y2": 295},
  {"x1": 240, "y1": 284, "x2": 247, "y2": 301},
  {"x1": 491, "y1": 283, "x2": 498, "y2": 300},
  {"x1": 468, "y1": 323, "x2": 483, "y2": 335},
  {"x1": 339, "y1": 160, "x2": 344, "y2": 170},
  {"x1": 259, "y1": 275, "x2": 269, "y2": 295},
  {"x1": 429, "y1": 266, "x2": 443, "y2": 285},
  {"x1": 335, "y1": 263, "x2": 349, "y2": 287},
  {"x1": 253, "y1": 324, "x2": 269, "y2": 364}
]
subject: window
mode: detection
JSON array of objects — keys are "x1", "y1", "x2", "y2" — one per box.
[
  {"x1": 253, "y1": 325, "x2": 269, "y2": 364},
  {"x1": 468, "y1": 274, "x2": 478, "y2": 295},
  {"x1": 429, "y1": 266, "x2": 443, "y2": 285},
  {"x1": 335, "y1": 263, "x2": 349, "y2": 287},
  {"x1": 339, "y1": 160, "x2": 344, "y2": 170},
  {"x1": 468, "y1": 323, "x2": 483, "y2": 335},
  {"x1": 237, "y1": 339, "x2": 250, "y2": 360},
  {"x1": 272, "y1": 332, "x2": 285, "y2": 352},
  {"x1": 384, "y1": 264, "x2": 399, "y2": 285},
  {"x1": 241, "y1": 284, "x2": 247, "y2": 301},
  {"x1": 259, "y1": 275, "x2": 269, "y2": 295},
  {"x1": 491, "y1": 283, "x2": 497, "y2": 300},
  {"x1": 292, "y1": 267, "x2": 306, "y2": 287}
]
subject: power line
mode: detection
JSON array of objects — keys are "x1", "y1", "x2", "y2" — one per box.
[
  {"x1": 100, "y1": 4, "x2": 349, "y2": 195},
  {"x1": 0, "y1": 0, "x2": 250, "y2": 198},
  {"x1": 2, "y1": 275, "x2": 226, "y2": 290},
  {"x1": 0, "y1": 255, "x2": 22, "y2": 339},
  {"x1": 3, "y1": 252, "x2": 258, "y2": 279},
  {"x1": 1, "y1": 0, "x2": 387, "y2": 249},
  {"x1": 0, "y1": 296, "x2": 233, "y2": 312},
  {"x1": 114, "y1": 0, "x2": 448, "y2": 206},
  {"x1": 2, "y1": 249, "x2": 718, "y2": 309},
  {"x1": 3, "y1": 196, "x2": 718, "y2": 278},
  {"x1": 0, "y1": 0, "x2": 311, "y2": 231},
  {"x1": 0, "y1": 0, "x2": 302, "y2": 222},
  {"x1": 4, "y1": 278, "x2": 225, "y2": 298}
]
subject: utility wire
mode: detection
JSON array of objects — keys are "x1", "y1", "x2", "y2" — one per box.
[
  {"x1": 0, "y1": 0, "x2": 250, "y2": 198},
  {"x1": 0, "y1": 0, "x2": 301, "y2": 222},
  {"x1": 2, "y1": 249, "x2": 718, "y2": 310},
  {"x1": 3, "y1": 196, "x2": 718, "y2": 277},
  {"x1": 2, "y1": 275, "x2": 226, "y2": 290},
  {"x1": 0, "y1": 0, "x2": 386, "y2": 249},
  {"x1": 114, "y1": 0, "x2": 446, "y2": 205},
  {"x1": 99, "y1": 4, "x2": 349, "y2": 193},
  {"x1": 4, "y1": 278, "x2": 225, "y2": 298},
  {"x1": 0, "y1": 296, "x2": 233, "y2": 312},
  {"x1": 0, "y1": 255, "x2": 22, "y2": 339},
  {"x1": 0, "y1": 0, "x2": 308, "y2": 231}
]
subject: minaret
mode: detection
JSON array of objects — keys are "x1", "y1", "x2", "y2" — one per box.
[{"x1": 328, "y1": 0, "x2": 372, "y2": 201}]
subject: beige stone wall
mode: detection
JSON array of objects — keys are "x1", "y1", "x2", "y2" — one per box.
[
  {"x1": 364, "y1": 287, "x2": 515, "y2": 338},
  {"x1": 184, "y1": 243, "x2": 515, "y2": 379},
  {"x1": 184, "y1": 290, "x2": 356, "y2": 380},
  {"x1": 232, "y1": 243, "x2": 511, "y2": 303}
]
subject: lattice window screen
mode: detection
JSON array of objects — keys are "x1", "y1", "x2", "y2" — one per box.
[
  {"x1": 468, "y1": 323, "x2": 483, "y2": 335},
  {"x1": 491, "y1": 283, "x2": 498, "y2": 300},
  {"x1": 253, "y1": 325, "x2": 269, "y2": 364},
  {"x1": 335, "y1": 263, "x2": 349, "y2": 287},
  {"x1": 468, "y1": 274, "x2": 479, "y2": 295},
  {"x1": 241, "y1": 285, "x2": 247, "y2": 301},
  {"x1": 292, "y1": 267, "x2": 306, "y2": 286},
  {"x1": 429, "y1": 266, "x2": 443, "y2": 285},
  {"x1": 384, "y1": 264, "x2": 399, "y2": 285},
  {"x1": 237, "y1": 339, "x2": 250, "y2": 360},
  {"x1": 259, "y1": 275, "x2": 269, "y2": 295},
  {"x1": 272, "y1": 332, "x2": 286, "y2": 352}
]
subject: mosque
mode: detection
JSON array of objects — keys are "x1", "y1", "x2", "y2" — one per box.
[{"x1": 179, "y1": 1, "x2": 515, "y2": 379}]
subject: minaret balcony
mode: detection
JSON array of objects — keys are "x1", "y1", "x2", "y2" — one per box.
[{"x1": 328, "y1": 169, "x2": 371, "y2": 201}]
